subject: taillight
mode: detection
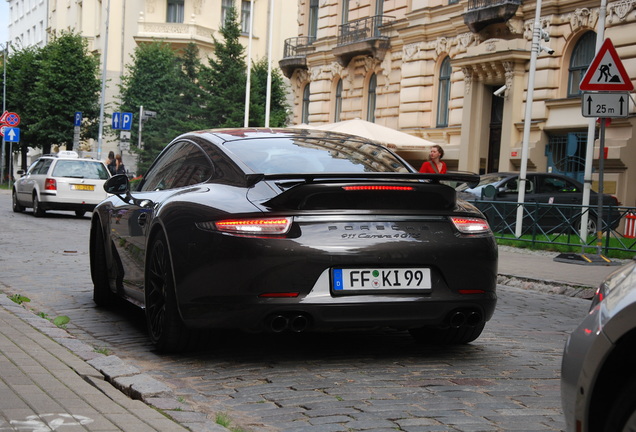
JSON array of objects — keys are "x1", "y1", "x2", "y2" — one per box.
[
  {"x1": 342, "y1": 185, "x2": 415, "y2": 191},
  {"x1": 45, "y1": 178, "x2": 57, "y2": 191},
  {"x1": 197, "y1": 217, "x2": 293, "y2": 235},
  {"x1": 450, "y1": 216, "x2": 490, "y2": 234}
]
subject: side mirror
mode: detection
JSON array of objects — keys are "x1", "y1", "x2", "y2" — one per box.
[
  {"x1": 104, "y1": 174, "x2": 130, "y2": 195},
  {"x1": 17, "y1": 169, "x2": 25, "y2": 176},
  {"x1": 482, "y1": 184, "x2": 497, "y2": 199}
]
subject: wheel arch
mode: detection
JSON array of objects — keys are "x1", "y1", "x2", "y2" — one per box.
[{"x1": 145, "y1": 221, "x2": 183, "y2": 315}]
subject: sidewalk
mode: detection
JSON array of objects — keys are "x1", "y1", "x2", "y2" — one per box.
[{"x1": 0, "y1": 245, "x2": 631, "y2": 431}]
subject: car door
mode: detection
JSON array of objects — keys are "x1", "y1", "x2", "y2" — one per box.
[
  {"x1": 533, "y1": 175, "x2": 584, "y2": 231},
  {"x1": 108, "y1": 141, "x2": 209, "y2": 302},
  {"x1": 16, "y1": 158, "x2": 51, "y2": 203}
]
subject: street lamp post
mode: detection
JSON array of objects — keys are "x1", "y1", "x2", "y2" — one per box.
[{"x1": 1, "y1": 42, "x2": 7, "y2": 185}]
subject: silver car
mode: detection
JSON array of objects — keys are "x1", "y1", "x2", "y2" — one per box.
[
  {"x1": 12, "y1": 151, "x2": 111, "y2": 217},
  {"x1": 561, "y1": 257, "x2": 636, "y2": 432}
]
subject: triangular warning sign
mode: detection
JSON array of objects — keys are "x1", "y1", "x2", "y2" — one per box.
[{"x1": 580, "y1": 38, "x2": 633, "y2": 91}]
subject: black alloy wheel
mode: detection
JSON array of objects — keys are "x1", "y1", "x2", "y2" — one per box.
[
  {"x1": 91, "y1": 223, "x2": 116, "y2": 307},
  {"x1": 145, "y1": 231, "x2": 195, "y2": 352},
  {"x1": 12, "y1": 191, "x2": 24, "y2": 213}
]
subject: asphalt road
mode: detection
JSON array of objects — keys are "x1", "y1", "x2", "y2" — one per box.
[{"x1": 0, "y1": 189, "x2": 590, "y2": 432}]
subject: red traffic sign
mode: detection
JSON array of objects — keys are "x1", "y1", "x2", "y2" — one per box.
[
  {"x1": 0, "y1": 111, "x2": 21, "y2": 127},
  {"x1": 580, "y1": 38, "x2": 633, "y2": 91}
]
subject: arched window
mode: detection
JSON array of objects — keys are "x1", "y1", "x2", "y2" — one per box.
[
  {"x1": 302, "y1": 84, "x2": 311, "y2": 124},
  {"x1": 334, "y1": 79, "x2": 343, "y2": 122},
  {"x1": 568, "y1": 32, "x2": 596, "y2": 97},
  {"x1": 437, "y1": 57, "x2": 452, "y2": 127},
  {"x1": 367, "y1": 74, "x2": 377, "y2": 123}
]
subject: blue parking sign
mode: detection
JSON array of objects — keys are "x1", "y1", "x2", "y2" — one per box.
[
  {"x1": 121, "y1": 112, "x2": 133, "y2": 130},
  {"x1": 74, "y1": 112, "x2": 82, "y2": 127}
]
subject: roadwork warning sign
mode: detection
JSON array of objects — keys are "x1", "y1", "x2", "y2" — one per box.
[{"x1": 580, "y1": 38, "x2": 633, "y2": 91}]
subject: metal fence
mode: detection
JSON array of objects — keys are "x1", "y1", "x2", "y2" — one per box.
[{"x1": 470, "y1": 199, "x2": 636, "y2": 255}]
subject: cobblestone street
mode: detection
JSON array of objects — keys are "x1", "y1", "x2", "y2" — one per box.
[{"x1": 0, "y1": 190, "x2": 590, "y2": 431}]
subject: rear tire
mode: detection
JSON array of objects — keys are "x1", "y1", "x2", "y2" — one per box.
[
  {"x1": 12, "y1": 190, "x2": 24, "y2": 213},
  {"x1": 145, "y1": 231, "x2": 197, "y2": 353},
  {"x1": 603, "y1": 377, "x2": 636, "y2": 432},
  {"x1": 32, "y1": 194, "x2": 45, "y2": 217},
  {"x1": 409, "y1": 322, "x2": 486, "y2": 345},
  {"x1": 91, "y1": 225, "x2": 116, "y2": 307}
]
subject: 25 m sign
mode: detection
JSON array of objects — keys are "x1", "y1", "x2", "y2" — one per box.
[{"x1": 581, "y1": 92, "x2": 630, "y2": 118}]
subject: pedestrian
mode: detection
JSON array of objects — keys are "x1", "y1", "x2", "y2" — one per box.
[
  {"x1": 106, "y1": 151, "x2": 116, "y2": 175},
  {"x1": 419, "y1": 145, "x2": 447, "y2": 174},
  {"x1": 115, "y1": 154, "x2": 126, "y2": 175}
]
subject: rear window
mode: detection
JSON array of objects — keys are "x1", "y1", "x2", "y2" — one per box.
[
  {"x1": 224, "y1": 137, "x2": 410, "y2": 174},
  {"x1": 52, "y1": 160, "x2": 110, "y2": 180}
]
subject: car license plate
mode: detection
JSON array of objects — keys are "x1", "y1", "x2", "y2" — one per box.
[
  {"x1": 71, "y1": 184, "x2": 95, "y2": 191},
  {"x1": 332, "y1": 268, "x2": 431, "y2": 292}
]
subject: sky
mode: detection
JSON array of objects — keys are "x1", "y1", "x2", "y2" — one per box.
[{"x1": 1, "y1": 0, "x2": 8, "y2": 44}]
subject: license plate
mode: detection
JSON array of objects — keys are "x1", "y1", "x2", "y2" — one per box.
[
  {"x1": 71, "y1": 184, "x2": 95, "y2": 191},
  {"x1": 332, "y1": 268, "x2": 431, "y2": 292}
]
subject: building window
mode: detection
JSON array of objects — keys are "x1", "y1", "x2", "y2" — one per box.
[
  {"x1": 166, "y1": 0, "x2": 184, "y2": 23},
  {"x1": 221, "y1": 0, "x2": 233, "y2": 26},
  {"x1": 437, "y1": 57, "x2": 452, "y2": 127},
  {"x1": 341, "y1": 0, "x2": 349, "y2": 24},
  {"x1": 334, "y1": 79, "x2": 343, "y2": 122},
  {"x1": 241, "y1": 1, "x2": 251, "y2": 34},
  {"x1": 367, "y1": 74, "x2": 377, "y2": 123},
  {"x1": 568, "y1": 31, "x2": 596, "y2": 97},
  {"x1": 308, "y1": 0, "x2": 319, "y2": 39},
  {"x1": 302, "y1": 84, "x2": 311, "y2": 124}
]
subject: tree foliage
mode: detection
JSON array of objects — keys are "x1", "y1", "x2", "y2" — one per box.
[
  {"x1": 248, "y1": 57, "x2": 290, "y2": 127},
  {"x1": 200, "y1": 6, "x2": 247, "y2": 128},
  {"x1": 29, "y1": 31, "x2": 101, "y2": 154},
  {"x1": 119, "y1": 41, "x2": 207, "y2": 172},
  {"x1": 2, "y1": 31, "x2": 100, "y2": 173}
]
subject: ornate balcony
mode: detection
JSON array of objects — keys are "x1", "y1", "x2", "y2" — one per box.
[
  {"x1": 333, "y1": 15, "x2": 394, "y2": 66},
  {"x1": 279, "y1": 36, "x2": 316, "y2": 79},
  {"x1": 463, "y1": 0, "x2": 522, "y2": 34}
]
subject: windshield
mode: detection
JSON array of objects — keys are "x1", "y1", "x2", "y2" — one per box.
[
  {"x1": 224, "y1": 137, "x2": 411, "y2": 174},
  {"x1": 52, "y1": 160, "x2": 110, "y2": 180}
]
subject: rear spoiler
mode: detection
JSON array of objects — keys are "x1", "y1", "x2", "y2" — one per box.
[{"x1": 245, "y1": 171, "x2": 479, "y2": 188}]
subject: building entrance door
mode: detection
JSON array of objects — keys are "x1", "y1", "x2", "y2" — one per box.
[{"x1": 486, "y1": 91, "x2": 504, "y2": 174}]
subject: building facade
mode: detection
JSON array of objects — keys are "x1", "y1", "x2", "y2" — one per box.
[
  {"x1": 8, "y1": 0, "x2": 298, "y2": 173},
  {"x1": 280, "y1": 0, "x2": 636, "y2": 208}
]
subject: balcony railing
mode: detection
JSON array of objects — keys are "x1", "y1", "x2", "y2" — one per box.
[
  {"x1": 283, "y1": 36, "x2": 316, "y2": 58},
  {"x1": 467, "y1": 0, "x2": 521, "y2": 10},
  {"x1": 337, "y1": 15, "x2": 394, "y2": 46},
  {"x1": 463, "y1": 0, "x2": 521, "y2": 33}
]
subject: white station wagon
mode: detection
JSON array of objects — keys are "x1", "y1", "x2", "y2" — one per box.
[{"x1": 12, "y1": 151, "x2": 111, "y2": 217}]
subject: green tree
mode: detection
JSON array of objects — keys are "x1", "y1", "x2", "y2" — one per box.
[
  {"x1": 119, "y1": 41, "x2": 198, "y2": 173},
  {"x1": 200, "y1": 6, "x2": 247, "y2": 127},
  {"x1": 248, "y1": 57, "x2": 290, "y2": 127},
  {"x1": 29, "y1": 31, "x2": 101, "y2": 154},
  {"x1": 2, "y1": 45, "x2": 42, "y2": 174}
]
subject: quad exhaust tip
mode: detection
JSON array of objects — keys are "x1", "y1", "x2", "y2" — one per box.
[{"x1": 267, "y1": 313, "x2": 311, "y2": 333}]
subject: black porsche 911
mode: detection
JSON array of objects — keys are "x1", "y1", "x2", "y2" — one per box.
[{"x1": 90, "y1": 128, "x2": 497, "y2": 352}]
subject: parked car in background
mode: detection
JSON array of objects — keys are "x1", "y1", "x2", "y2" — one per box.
[
  {"x1": 90, "y1": 128, "x2": 498, "y2": 352},
  {"x1": 561, "y1": 257, "x2": 636, "y2": 432},
  {"x1": 12, "y1": 151, "x2": 111, "y2": 218},
  {"x1": 456, "y1": 172, "x2": 621, "y2": 234}
]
